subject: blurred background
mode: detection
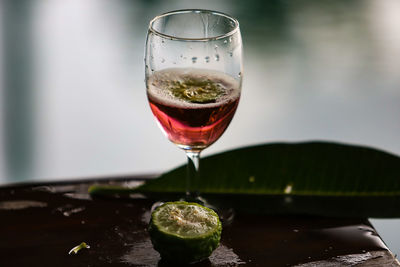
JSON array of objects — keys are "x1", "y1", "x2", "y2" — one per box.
[{"x1": 1, "y1": 0, "x2": 399, "y2": 256}]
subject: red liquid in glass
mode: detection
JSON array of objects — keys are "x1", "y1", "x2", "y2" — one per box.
[{"x1": 147, "y1": 68, "x2": 240, "y2": 150}]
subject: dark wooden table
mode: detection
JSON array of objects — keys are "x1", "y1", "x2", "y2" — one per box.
[{"x1": 0, "y1": 177, "x2": 398, "y2": 267}]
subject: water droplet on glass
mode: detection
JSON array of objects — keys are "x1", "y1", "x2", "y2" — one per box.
[
  {"x1": 161, "y1": 58, "x2": 165, "y2": 63},
  {"x1": 293, "y1": 229, "x2": 299, "y2": 233},
  {"x1": 229, "y1": 52, "x2": 233, "y2": 57},
  {"x1": 205, "y1": 56, "x2": 210, "y2": 63},
  {"x1": 238, "y1": 72, "x2": 242, "y2": 77},
  {"x1": 151, "y1": 68, "x2": 154, "y2": 72},
  {"x1": 192, "y1": 57, "x2": 197, "y2": 63},
  {"x1": 215, "y1": 54, "x2": 220, "y2": 61},
  {"x1": 180, "y1": 54, "x2": 183, "y2": 58},
  {"x1": 223, "y1": 40, "x2": 228, "y2": 44},
  {"x1": 229, "y1": 37, "x2": 232, "y2": 42},
  {"x1": 214, "y1": 44, "x2": 218, "y2": 52},
  {"x1": 173, "y1": 62, "x2": 176, "y2": 65},
  {"x1": 161, "y1": 39, "x2": 164, "y2": 43}
]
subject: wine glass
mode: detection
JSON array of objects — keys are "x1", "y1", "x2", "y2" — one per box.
[{"x1": 145, "y1": 9, "x2": 243, "y2": 204}]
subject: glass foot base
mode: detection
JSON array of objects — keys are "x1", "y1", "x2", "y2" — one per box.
[{"x1": 184, "y1": 195, "x2": 235, "y2": 226}]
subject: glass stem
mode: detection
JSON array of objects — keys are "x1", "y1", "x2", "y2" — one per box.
[{"x1": 185, "y1": 151, "x2": 200, "y2": 201}]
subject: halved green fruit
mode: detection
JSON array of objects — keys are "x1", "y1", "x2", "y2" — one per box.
[{"x1": 148, "y1": 201, "x2": 222, "y2": 263}]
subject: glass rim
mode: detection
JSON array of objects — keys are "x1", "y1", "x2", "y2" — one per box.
[{"x1": 148, "y1": 9, "x2": 240, "y2": 41}]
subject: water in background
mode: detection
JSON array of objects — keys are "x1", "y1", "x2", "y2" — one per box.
[{"x1": 1, "y1": 0, "x2": 399, "y2": 257}]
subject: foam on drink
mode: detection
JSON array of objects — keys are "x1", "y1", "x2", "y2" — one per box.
[{"x1": 147, "y1": 68, "x2": 240, "y2": 108}]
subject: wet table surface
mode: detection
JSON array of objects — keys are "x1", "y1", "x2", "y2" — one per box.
[{"x1": 0, "y1": 177, "x2": 399, "y2": 267}]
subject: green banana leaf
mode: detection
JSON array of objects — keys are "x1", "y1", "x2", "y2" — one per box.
[{"x1": 89, "y1": 141, "x2": 400, "y2": 217}]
